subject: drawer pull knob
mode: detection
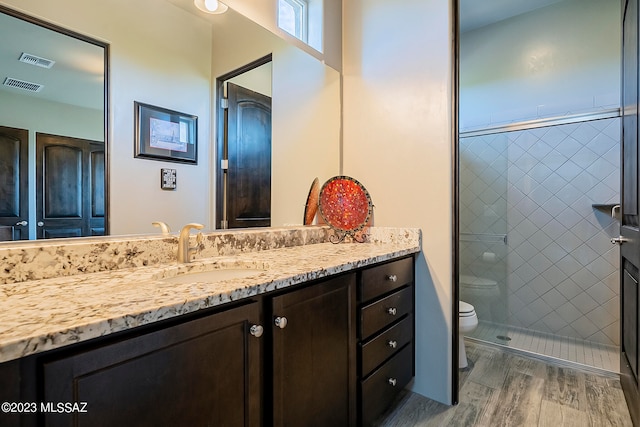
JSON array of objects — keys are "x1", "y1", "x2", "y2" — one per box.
[
  {"x1": 274, "y1": 316, "x2": 288, "y2": 329},
  {"x1": 387, "y1": 307, "x2": 397, "y2": 316},
  {"x1": 249, "y1": 324, "x2": 264, "y2": 338},
  {"x1": 388, "y1": 378, "x2": 397, "y2": 387},
  {"x1": 387, "y1": 274, "x2": 398, "y2": 282},
  {"x1": 388, "y1": 340, "x2": 398, "y2": 349}
]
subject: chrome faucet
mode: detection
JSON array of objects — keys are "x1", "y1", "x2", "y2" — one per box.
[{"x1": 177, "y1": 223, "x2": 204, "y2": 263}]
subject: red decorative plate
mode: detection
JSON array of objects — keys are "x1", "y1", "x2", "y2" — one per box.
[
  {"x1": 303, "y1": 177, "x2": 320, "y2": 225},
  {"x1": 318, "y1": 176, "x2": 373, "y2": 232}
]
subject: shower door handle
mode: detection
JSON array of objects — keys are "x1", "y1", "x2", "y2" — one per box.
[{"x1": 611, "y1": 236, "x2": 628, "y2": 245}]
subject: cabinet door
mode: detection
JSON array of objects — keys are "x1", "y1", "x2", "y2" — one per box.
[
  {"x1": 271, "y1": 274, "x2": 356, "y2": 427},
  {"x1": 42, "y1": 302, "x2": 262, "y2": 427}
]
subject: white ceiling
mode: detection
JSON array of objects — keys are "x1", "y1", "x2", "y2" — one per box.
[
  {"x1": 459, "y1": 0, "x2": 565, "y2": 33},
  {"x1": 165, "y1": 0, "x2": 211, "y2": 17},
  {"x1": 0, "y1": 11, "x2": 104, "y2": 110}
]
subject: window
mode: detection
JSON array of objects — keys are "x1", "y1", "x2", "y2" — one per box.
[{"x1": 278, "y1": 0, "x2": 308, "y2": 42}]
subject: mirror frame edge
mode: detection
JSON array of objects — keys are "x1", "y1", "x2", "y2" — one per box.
[{"x1": 0, "y1": 3, "x2": 110, "y2": 237}]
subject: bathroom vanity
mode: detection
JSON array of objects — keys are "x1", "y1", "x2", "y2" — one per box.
[{"x1": 0, "y1": 227, "x2": 419, "y2": 426}]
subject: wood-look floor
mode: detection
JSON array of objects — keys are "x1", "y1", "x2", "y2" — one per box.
[{"x1": 376, "y1": 340, "x2": 633, "y2": 427}]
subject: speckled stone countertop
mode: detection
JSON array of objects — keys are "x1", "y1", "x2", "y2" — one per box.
[{"x1": 0, "y1": 228, "x2": 420, "y2": 364}]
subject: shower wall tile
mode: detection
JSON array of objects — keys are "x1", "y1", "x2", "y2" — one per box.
[
  {"x1": 557, "y1": 278, "x2": 583, "y2": 300},
  {"x1": 505, "y1": 117, "x2": 620, "y2": 346},
  {"x1": 459, "y1": 133, "x2": 509, "y2": 323},
  {"x1": 460, "y1": 116, "x2": 621, "y2": 347}
]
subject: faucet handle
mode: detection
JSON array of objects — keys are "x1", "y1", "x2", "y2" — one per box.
[
  {"x1": 152, "y1": 221, "x2": 171, "y2": 234},
  {"x1": 182, "y1": 223, "x2": 204, "y2": 231},
  {"x1": 177, "y1": 223, "x2": 205, "y2": 263}
]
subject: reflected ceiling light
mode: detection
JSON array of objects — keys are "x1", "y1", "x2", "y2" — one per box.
[{"x1": 194, "y1": 0, "x2": 228, "y2": 14}]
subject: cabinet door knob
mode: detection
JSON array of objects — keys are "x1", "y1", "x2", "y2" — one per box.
[
  {"x1": 249, "y1": 324, "x2": 263, "y2": 338},
  {"x1": 387, "y1": 274, "x2": 398, "y2": 282},
  {"x1": 388, "y1": 340, "x2": 398, "y2": 349},
  {"x1": 388, "y1": 378, "x2": 397, "y2": 387},
  {"x1": 15, "y1": 220, "x2": 27, "y2": 226},
  {"x1": 274, "y1": 316, "x2": 288, "y2": 329},
  {"x1": 387, "y1": 307, "x2": 397, "y2": 316}
]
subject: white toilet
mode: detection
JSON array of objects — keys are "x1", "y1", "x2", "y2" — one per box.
[
  {"x1": 459, "y1": 300, "x2": 478, "y2": 369},
  {"x1": 459, "y1": 275, "x2": 499, "y2": 320}
]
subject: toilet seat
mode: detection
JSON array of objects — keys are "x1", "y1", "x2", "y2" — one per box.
[
  {"x1": 459, "y1": 300, "x2": 476, "y2": 317},
  {"x1": 459, "y1": 275, "x2": 498, "y2": 288}
]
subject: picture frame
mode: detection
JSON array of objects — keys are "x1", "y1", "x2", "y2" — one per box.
[{"x1": 134, "y1": 101, "x2": 197, "y2": 164}]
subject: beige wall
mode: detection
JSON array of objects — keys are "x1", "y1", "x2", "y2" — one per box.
[
  {"x1": 0, "y1": 92, "x2": 103, "y2": 142},
  {"x1": 227, "y1": 63, "x2": 272, "y2": 97},
  {"x1": 343, "y1": 0, "x2": 454, "y2": 403}
]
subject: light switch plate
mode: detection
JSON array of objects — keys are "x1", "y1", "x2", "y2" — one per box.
[{"x1": 161, "y1": 168, "x2": 177, "y2": 190}]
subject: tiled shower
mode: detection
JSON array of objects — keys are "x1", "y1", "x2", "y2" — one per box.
[{"x1": 459, "y1": 116, "x2": 620, "y2": 372}]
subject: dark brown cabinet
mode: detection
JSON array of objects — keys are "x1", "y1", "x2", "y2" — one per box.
[
  {"x1": 270, "y1": 273, "x2": 357, "y2": 427},
  {"x1": 42, "y1": 301, "x2": 262, "y2": 427},
  {"x1": 357, "y1": 257, "x2": 415, "y2": 426}
]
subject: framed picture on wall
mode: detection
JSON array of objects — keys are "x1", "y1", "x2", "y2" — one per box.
[{"x1": 134, "y1": 102, "x2": 197, "y2": 164}]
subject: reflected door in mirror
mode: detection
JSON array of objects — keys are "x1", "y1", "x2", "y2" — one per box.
[
  {"x1": 36, "y1": 133, "x2": 105, "y2": 238},
  {"x1": 227, "y1": 83, "x2": 272, "y2": 228},
  {"x1": 0, "y1": 126, "x2": 28, "y2": 240}
]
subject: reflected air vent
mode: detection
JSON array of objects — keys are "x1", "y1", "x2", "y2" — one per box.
[
  {"x1": 19, "y1": 52, "x2": 55, "y2": 69},
  {"x1": 3, "y1": 77, "x2": 44, "y2": 93}
]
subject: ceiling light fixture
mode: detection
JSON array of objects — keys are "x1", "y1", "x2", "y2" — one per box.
[{"x1": 194, "y1": 0, "x2": 228, "y2": 14}]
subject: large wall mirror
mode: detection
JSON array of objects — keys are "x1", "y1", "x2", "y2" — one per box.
[
  {"x1": 0, "y1": 7, "x2": 107, "y2": 241},
  {"x1": 0, "y1": 0, "x2": 341, "y2": 243}
]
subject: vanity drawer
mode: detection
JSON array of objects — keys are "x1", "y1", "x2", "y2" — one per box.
[
  {"x1": 360, "y1": 343, "x2": 413, "y2": 427},
  {"x1": 360, "y1": 286, "x2": 413, "y2": 338},
  {"x1": 360, "y1": 257, "x2": 413, "y2": 303},
  {"x1": 360, "y1": 314, "x2": 413, "y2": 377}
]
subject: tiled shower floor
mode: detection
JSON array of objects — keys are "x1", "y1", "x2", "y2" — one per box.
[{"x1": 467, "y1": 320, "x2": 619, "y2": 373}]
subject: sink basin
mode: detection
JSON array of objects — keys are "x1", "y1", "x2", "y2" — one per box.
[{"x1": 159, "y1": 268, "x2": 264, "y2": 284}]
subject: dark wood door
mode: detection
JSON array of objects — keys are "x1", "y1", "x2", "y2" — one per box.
[
  {"x1": 621, "y1": 0, "x2": 640, "y2": 424},
  {"x1": 226, "y1": 83, "x2": 272, "y2": 229},
  {"x1": 36, "y1": 133, "x2": 105, "y2": 238},
  {"x1": 42, "y1": 302, "x2": 263, "y2": 427},
  {"x1": 0, "y1": 126, "x2": 29, "y2": 240},
  {"x1": 270, "y1": 274, "x2": 356, "y2": 427}
]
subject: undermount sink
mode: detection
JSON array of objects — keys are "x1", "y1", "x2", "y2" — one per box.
[
  {"x1": 159, "y1": 268, "x2": 264, "y2": 284},
  {"x1": 154, "y1": 261, "x2": 267, "y2": 285}
]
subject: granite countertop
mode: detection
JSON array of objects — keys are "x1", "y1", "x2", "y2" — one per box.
[{"x1": 0, "y1": 241, "x2": 419, "y2": 364}]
